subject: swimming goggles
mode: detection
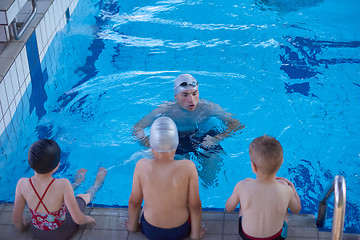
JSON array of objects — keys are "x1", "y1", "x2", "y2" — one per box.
[{"x1": 177, "y1": 81, "x2": 198, "y2": 88}]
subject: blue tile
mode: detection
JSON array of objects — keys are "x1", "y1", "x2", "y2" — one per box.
[
  {"x1": 25, "y1": 31, "x2": 49, "y2": 120},
  {"x1": 25, "y1": 32, "x2": 40, "y2": 70},
  {"x1": 65, "y1": 8, "x2": 70, "y2": 23}
]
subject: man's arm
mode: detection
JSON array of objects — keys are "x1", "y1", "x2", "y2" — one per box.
[
  {"x1": 187, "y1": 162, "x2": 203, "y2": 240},
  {"x1": 133, "y1": 119, "x2": 152, "y2": 148},
  {"x1": 132, "y1": 107, "x2": 164, "y2": 148},
  {"x1": 126, "y1": 161, "x2": 144, "y2": 232},
  {"x1": 214, "y1": 116, "x2": 244, "y2": 141},
  {"x1": 202, "y1": 102, "x2": 245, "y2": 148}
]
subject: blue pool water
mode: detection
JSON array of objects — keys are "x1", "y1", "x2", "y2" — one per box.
[{"x1": 1, "y1": 0, "x2": 360, "y2": 233}]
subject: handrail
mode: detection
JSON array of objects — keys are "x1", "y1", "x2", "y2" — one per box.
[
  {"x1": 9, "y1": 0, "x2": 37, "y2": 40},
  {"x1": 316, "y1": 175, "x2": 346, "y2": 240}
]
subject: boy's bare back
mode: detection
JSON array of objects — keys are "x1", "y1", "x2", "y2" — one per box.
[
  {"x1": 134, "y1": 157, "x2": 198, "y2": 228},
  {"x1": 226, "y1": 135, "x2": 301, "y2": 239},
  {"x1": 232, "y1": 178, "x2": 298, "y2": 238},
  {"x1": 127, "y1": 117, "x2": 203, "y2": 239}
]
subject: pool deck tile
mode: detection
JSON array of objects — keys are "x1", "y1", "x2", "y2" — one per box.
[
  {"x1": 90, "y1": 207, "x2": 128, "y2": 216},
  {"x1": 223, "y1": 220, "x2": 239, "y2": 235},
  {"x1": 0, "y1": 224, "x2": 35, "y2": 240},
  {"x1": 222, "y1": 234, "x2": 241, "y2": 240},
  {"x1": 288, "y1": 214, "x2": 316, "y2": 227},
  {"x1": 82, "y1": 229, "x2": 128, "y2": 240},
  {"x1": 1, "y1": 203, "x2": 360, "y2": 240},
  {"x1": 0, "y1": 211, "x2": 12, "y2": 224},
  {"x1": 90, "y1": 215, "x2": 127, "y2": 230},
  {"x1": 287, "y1": 226, "x2": 319, "y2": 238},
  {"x1": 127, "y1": 232, "x2": 146, "y2": 240},
  {"x1": 202, "y1": 220, "x2": 224, "y2": 234},
  {"x1": 202, "y1": 212, "x2": 224, "y2": 221},
  {"x1": 202, "y1": 234, "x2": 224, "y2": 240}
]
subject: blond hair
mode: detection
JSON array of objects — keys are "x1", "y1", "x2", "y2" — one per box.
[{"x1": 249, "y1": 135, "x2": 283, "y2": 175}]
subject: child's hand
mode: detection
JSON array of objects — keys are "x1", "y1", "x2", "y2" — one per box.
[
  {"x1": 86, "y1": 215, "x2": 96, "y2": 225},
  {"x1": 190, "y1": 224, "x2": 206, "y2": 239},
  {"x1": 276, "y1": 177, "x2": 289, "y2": 185},
  {"x1": 276, "y1": 177, "x2": 295, "y2": 189},
  {"x1": 276, "y1": 179, "x2": 287, "y2": 185},
  {"x1": 200, "y1": 224, "x2": 207, "y2": 238},
  {"x1": 125, "y1": 218, "x2": 140, "y2": 232},
  {"x1": 22, "y1": 217, "x2": 30, "y2": 231}
]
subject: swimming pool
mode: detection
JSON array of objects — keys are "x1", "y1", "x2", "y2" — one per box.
[{"x1": 1, "y1": 0, "x2": 359, "y2": 233}]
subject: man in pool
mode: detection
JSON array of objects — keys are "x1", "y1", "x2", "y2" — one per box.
[{"x1": 133, "y1": 73, "x2": 245, "y2": 186}]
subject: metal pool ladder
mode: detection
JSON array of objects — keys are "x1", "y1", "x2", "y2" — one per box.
[
  {"x1": 316, "y1": 175, "x2": 346, "y2": 240},
  {"x1": 9, "y1": 0, "x2": 37, "y2": 40}
]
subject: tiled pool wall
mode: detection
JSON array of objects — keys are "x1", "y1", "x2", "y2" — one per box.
[{"x1": 0, "y1": 0, "x2": 79, "y2": 153}]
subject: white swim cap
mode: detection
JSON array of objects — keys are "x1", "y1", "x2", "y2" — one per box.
[
  {"x1": 174, "y1": 74, "x2": 198, "y2": 96},
  {"x1": 150, "y1": 117, "x2": 179, "y2": 152}
]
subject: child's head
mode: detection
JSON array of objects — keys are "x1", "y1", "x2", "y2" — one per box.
[
  {"x1": 249, "y1": 135, "x2": 283, "y2": 175},
  {"x1": 150, "y1": 117, "x2": 179, "y2": 152},
  {"x1": 28, "y1": 139, "x2": 61, "y2": 174}
]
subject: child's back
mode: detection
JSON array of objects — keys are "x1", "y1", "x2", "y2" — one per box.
[
  {"x1": 234, "y1": 177, "x2": 298, "y2": 238},
  {"x1": 12, "y1": 139, "x2": 107, "y2": 240},
  {"x1": 137, "y1": 157, "x2": 198, "y2": 228},
  {"x1": 18, "y1": 177, "x2": 70, "y2": 214},
  {"x1": 226, "y1": 135, "x2": 301, "y2": 240},
  {"x1": 127, "y1": 117, "x2": 203, "y2": 240}
]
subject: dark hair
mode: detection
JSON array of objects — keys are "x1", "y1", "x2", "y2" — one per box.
[{"x1": 28, "y1": 139, "x2": 61, "y2": 174}]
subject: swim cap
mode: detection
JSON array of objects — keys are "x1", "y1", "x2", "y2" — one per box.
[
  {"x1": 28, "y1": 139, "x2": 61, "y2": 174},
  {"x1": 174, "y1": 74, "x2": 198, "y2": 96},
  {"x1": 150, "y1": 117, "x2": 179, "y2": 152}
]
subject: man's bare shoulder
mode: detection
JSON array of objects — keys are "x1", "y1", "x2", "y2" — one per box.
[
  {"x1": 197, "y1": 99, "x2": 230, "y2": 116},
  {"x1": 157, "y1": 101, "x2": 178, "y2": 111},
  {"x1": 136, "y1": 101, "x2": 177, "y2": 123},
  {"x1": 160, "y1": 100, "x2": 177, "y2": 107},
  {"x1": 197, "y1": 99, "x2": 216, "y2": 110}
]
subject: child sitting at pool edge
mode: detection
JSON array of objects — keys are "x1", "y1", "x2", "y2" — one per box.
[
  {"x1": 225, "y1": 135, "x2": 301, "y2": 240},
  {"x1": 12, "y1": 139, "x2": 107, "y2": 240},
  {"x1": 126, "y1": 117, "x2": 205, "y2": 240}
]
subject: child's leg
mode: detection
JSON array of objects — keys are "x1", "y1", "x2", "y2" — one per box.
[
  {"x1": 72, "y1": 169, "x2": 87, "y2": 190},
  {"x1": 77, "y1": 167, "x2": 107, "y2": 205}
]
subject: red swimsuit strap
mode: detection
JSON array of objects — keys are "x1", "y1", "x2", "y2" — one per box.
[{"x1": 29, "y1": 178, "x2": 56, "y2": 213}]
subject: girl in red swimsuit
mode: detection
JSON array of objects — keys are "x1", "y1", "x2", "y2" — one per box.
[{"x1": 11, "y1": 139, "x2": 107, "y2": 240}]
